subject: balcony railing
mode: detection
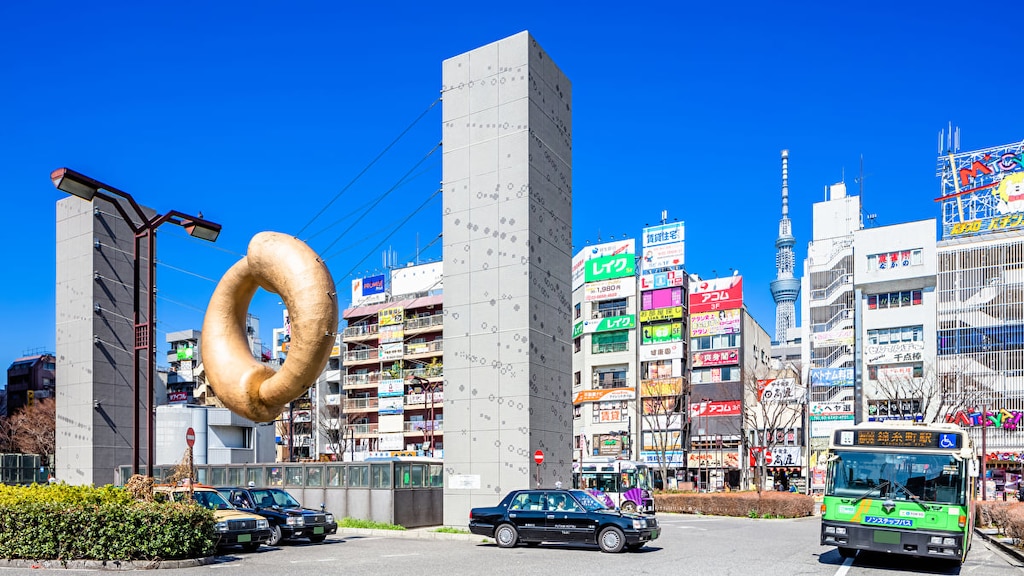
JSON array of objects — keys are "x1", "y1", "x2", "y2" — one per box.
[
  {"x1": 594, "y1": 377, "x2": 628, "y2": 389},
  {"x1": 592, "y1": 308, "x2": 627, "y2": 320},
  {"x1": 343, "y1": 397, "x2": 379, "y2": 411},
  {"x1": 344, "y1": 348, "x2": 379, "y2": 362},
  {"x1": 348, "y1": 423, "x2": 378, "y2": 435},
  {"x1": 405, "y1": 340, "x2": 443, "y2": 356},
  {"x1": 404, "y1": 420, "x2": 444, "y2": 433},
  {"x1": 403, "y1": 367, "x2": 443, "y2": 380},
  {"x1": 342, "y1": 324, "x2": 379, "y2": 339},
  {"x1": 405, "y1": 313, "x2": 444, "y2": 331},
  {"x1": 344, "y1": 372, "x2": 383, "y2": 387},
  {"x1": 593, "y1": 342, "x2": 629, "y2": 354}
]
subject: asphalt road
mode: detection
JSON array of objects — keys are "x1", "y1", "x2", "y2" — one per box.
[{"x1": 2, "y1": 515, "x2": 1021, "y2": 575}]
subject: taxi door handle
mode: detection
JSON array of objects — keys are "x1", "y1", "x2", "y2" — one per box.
[{"x1": 546, "y1": 515, "x2": 554, "y2": 519}]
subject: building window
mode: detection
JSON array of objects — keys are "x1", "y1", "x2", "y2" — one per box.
[
  {"x1": 593, "y1": 366, "x2": 627, "y2": 389},
  {"x1": 691, "y1": 366, "x2": 740, "y2": 383},
  {"x1": 867, "y1": 290, "x2": 923, "y2": 309},
  {"x1": 691, "y1": 333, "x2": 739, "y2": 351},
  {"x1": 574, "y1": 337, "x2": 581, "y2": 353},
  {"x1": 866, "y1": 325, "x2": 924, "y2": 345},
  {"x1": 594, "y1": 298, "x2": 627, "y2": 319},
  {"x1": 574, "y1": 302, "x2": 581, "y2": 320},
  {"x1": 592, "y1": 332, "x2": 629, "y2": 354},
  {"x1": 573, "y1": 371, "x2": 581, "y2": 388}
]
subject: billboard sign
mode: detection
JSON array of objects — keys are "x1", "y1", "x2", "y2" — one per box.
[
  {"x1": 572, "y1": 240, "x2": 635, "y2": 290},
  {"x1": 378, "y1": 325, "x2": 404, "y2": 344},
  {"x1": 378, "y1": 378, "x2": 404, "y2": 397},
  {"x1": 639, "y1": 269, "x2": 686, "y2": 290},
  {"x1": 690, "y1": 309, "x2": 740, "y2": 337},
  {"x1": 380, "y1": 342, "x2": 403, "y2": 360},
  {"x1": 937, "y1": 141, "x2": 1024, "y2": 239},
  {"x1": 641, "y1": 322, "x2": 683, "y2": 344},
  {"x1": 810, "y1": 367, "x2": 854, "y2": 387},
  {"x1": 642, "y1": 222, "x2": 685, "y2": 248},
  {"x1": 641, "y1": 242, "x2": 685, "y2": 271},
  {"x1": 572, "y1": 315, "x2": 636, "y2": 338},
  {"x1": 865, "y1": 342, "x2": 925, "y2": 365},
  {"x1": 572, "y1": 387, "x2": 636, "y2": 405},
  {"x1": 584, "y1": 278, "x2": 636, "y2": 302},
  {"x1": 378, "y1": 396, "x2": 404, "y2": 415},
  {"x1": 809, "y1": 401, "x2": 855, "y2": 421},
  {"x1": 639, "y1": 342, "x2": 684, "y2": 361},
  {"x1": 812, "y1": 329, "x2": 854, "y2": 346},
  {"x1": 641, "y1": 377, "x2": 684, "y2": 397},
  {"x1": 756, "y1": 378, "x2": 806, "y2": 403},
  {"x1": 689, "y1": 276, "x2": 743, "y2": 313},
  {"x1": 378, "y1": 307, "x2": 404, "y2": 326},
  {"x1": 692, "y1": 349, "x2": 739, "y2": 367},
  {"x1": 390, "y1": 262, "x2": 443, "y2": 297},
  {"x1": 639, "y1": 306, "x2": 683, "y2": 323},
  {"x1": 584, "y1": 254, "x2": 635, "y2": 282},
  {"x1": 689, "y1": 400, "x2": 742, "y2": 417}
]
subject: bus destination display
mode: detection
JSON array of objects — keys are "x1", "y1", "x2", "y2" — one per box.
[{"x1": 835, "y1": 429, "x2": 962, "y2": 450}]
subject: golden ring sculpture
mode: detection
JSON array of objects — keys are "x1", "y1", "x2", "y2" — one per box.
[{"x1": 201, "y1": 232, "x2": 338, "y2": 422}]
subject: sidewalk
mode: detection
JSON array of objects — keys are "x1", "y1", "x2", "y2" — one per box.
[{"x1": 975, "y1": 527, "x2": 1024, "y2": 566}]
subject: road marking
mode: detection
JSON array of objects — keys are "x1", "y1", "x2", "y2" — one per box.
[
  {"x1": 834, "y1": 556, "x2": 854, "y2": 576},
  {"x1": 381, "y1": 553, "x2": 421, "y2": 558}
]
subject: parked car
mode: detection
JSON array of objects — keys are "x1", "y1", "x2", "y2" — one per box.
[
  {"x1": 216, "y1": 486, "x2": 338, "y2": 546},
  {"x1": 153, "y1": 483, "x2": 271, "y2": 551},
  {"x1": 469, "y1": 488, "x2": 659, "y2": 553}
]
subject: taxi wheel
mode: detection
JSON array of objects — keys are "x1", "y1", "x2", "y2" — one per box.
[
  {"x1": 599, "y1": 527, "x2": 625, "y2": 553},
  {"x1": 267, "y1": 525, "x2": 283, "y2": 546},
  {"x1": 495, "y1": 523, "x2": 518, "y2": 548}
]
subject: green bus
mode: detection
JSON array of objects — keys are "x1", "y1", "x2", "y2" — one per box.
[{"x1": 820, "y1": 422, "x2": 978, "y2": 564}]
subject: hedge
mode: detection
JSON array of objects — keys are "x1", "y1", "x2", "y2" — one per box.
[
  {"x1": 0, "y1": 484, "x2": 216, "y2": 562},
  {"x1": 654, "y1": 490, "x2": 815, "y2": 518}
]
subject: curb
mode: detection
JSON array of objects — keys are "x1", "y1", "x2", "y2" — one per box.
[
  {"x1": 0, "y1": 556, "x2": 218, "y2": 571},
  {"x1": 975, "y1": 528, "x2": 1024, "y2": 565},
  {"x1": 336, "y1": 527, "x2": 490, "y2": 543}
]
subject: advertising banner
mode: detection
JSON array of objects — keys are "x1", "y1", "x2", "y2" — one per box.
[
  {"x1": 937, "y1": 141, "x2": 1024, "y2": 239},
  {"x1": 812, "y1": 328, "x2": 854, "y2": 346},
  {"x1": 378, "y1": 396, "x2": 404, "y2": 415},
  {"x1": 756, "y1": 378, "x2": 806, "y2": 403},
  {"x1": 584, "y1": 278, "x2": 636, "y2": 302},
  {"x1": 572, "y1": 315, "x2": 636, "y2": 338},
  {"x1": 572, "y1": 240, "x2": 635, "y2": 290},
  {"x1": 810, "y1": 419, "x2": 852, "y2": 438},
  {"x1": 584, "y1": 253, "x2": 636, "y2": 282},
  {"x1": 643, "y1": 222, "x2": 685, "y2": 248},
  {"x1": 391, "y1": 261, "x2": 443, "y2": 297},
  {"x1": 380, "y1": 342, "x2": 403, "y2": 360},
  {"x1": 640, "y1": 270, "x2": 686, "y2": 290},
  {"x1": 377, "y1": 432, "x2": 405, "y2": 450},
  {"x1": 692, "y1": 349, "x2": 739, "y2": 367},
  {"x1": 876, "y1": 365, "x2": 914, "y2": 382},
  {"x1": 641, "y1": 377, "x2": 684, "y2": 397},
  {"x1": 640, "y1": 451, "x2": 685, "y2": 466},
  {"x1": 639, "y1": 306, "x2": 683, "y2": 323},
  {"x1": 689, "y1": 276, "x2": 743, "y2": 313},
  {"x1": 639, "y1": 342, "x2": 684, "y2": 361},
  {"x1": 865, "y1": 341, "x2": 925, "y2": 365},
  {"x1": 378, "y1": 378, "x2": 404, "y2": 397},
  {"x1": 406, "y1": 342, "x2": 432, "y2": 355},
  {"x1": 642, "y1": 322, "x2": 683, "y2": 344},
  {"x1": 810, "y1": 367, "x2": 854, "y2": 387},
  {"x1": 689, "y1": 400, "x2": 742, "y2": 417},
  {"x1": 378, "y1": 307, "x2": 404, "y2": 326},
  {"x1": 641, "y1": 430, "x2": 683, "y2": 452},
  {"x1": 351, "y1": 275, "x2": 387, "y2": 306},
  {"x1": 378, "y1": 325, "x2": 404, "y2": 344},
  {"x1": 809, "y1": 401, "x2": 855, "y2": 420},
  {"x1": 687, "y1": 450, "x2": 740, "y2": 469},
  {"x1": 689, "y1": 309, "x2": 741, "y2": 336},
  {"x1": 642, "y1": 287, "x2": 683, "y2": 310},
  {"x1": 572, "y1": 387, "x2": 636, "y2": 405},
  {"x1": 641, "y1": 242, "x2": 685, "y2": 271},
  {"x1": 598, "y1": 408, "x2": 624, "y2": 423},
  {"x1": 168, "y1": 391, "x2": 188, "y2": 403}
]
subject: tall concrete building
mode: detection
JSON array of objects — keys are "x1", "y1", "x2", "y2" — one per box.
[
  {"x1": 770, "y1": 150, "x2": 800, "y2": 344},
  {"x1": 441, "y1": 32, "x2": 573, "y2": 525},
  {"x1": 55, "y1": 196, "x2": 155, "y2": 486}
]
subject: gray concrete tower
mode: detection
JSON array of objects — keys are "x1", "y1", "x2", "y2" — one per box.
[
  {"x1": 441, "y1": 31, "x2": 573, "y2": 525},
  {"x1": 770, "y1": 149, "x2": 800, "y2": 343}
]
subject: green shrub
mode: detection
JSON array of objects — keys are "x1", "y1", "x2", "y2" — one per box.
[
  {"x1": 654, "y1": 490, "x2": 814, "y2": 518},
  {"x1": 0, "y1": 484, "x2": 215, "y2": 561}
]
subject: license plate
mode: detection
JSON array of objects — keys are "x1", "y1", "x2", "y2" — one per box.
[
  {"x1": 650, "y1": 528, "x2": 659, "y2": 539},
  {"x1": 238, "y1": 534, "x2": 252, "y2": 543},
  {"x1": 314, "y1": 526, "x2": 325, "y2": 535}
]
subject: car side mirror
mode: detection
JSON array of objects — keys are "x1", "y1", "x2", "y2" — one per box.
[{"x1": 320, "y1": 503, "x2": 326, "y2": 512}]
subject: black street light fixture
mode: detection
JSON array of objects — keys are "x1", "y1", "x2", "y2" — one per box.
[{"x1": 51, "y1": 167, "x2": 221, "y2": 478}]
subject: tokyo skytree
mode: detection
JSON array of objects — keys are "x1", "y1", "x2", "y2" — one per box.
[{"x1": 769, "y1": 150, "x2": 800, "y2": 343}]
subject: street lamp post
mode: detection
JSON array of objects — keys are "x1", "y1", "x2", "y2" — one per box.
[{"x1": 51, "y1": 168, "x2": 221, "y2": 477}]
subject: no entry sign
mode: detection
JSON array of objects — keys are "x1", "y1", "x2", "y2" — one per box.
[
  {"x1": 185, "y1": 427, "x2": 196, "y2": 448},
  {"x1": 533, "y1": 450, "x2": 544, "y2": 465}
]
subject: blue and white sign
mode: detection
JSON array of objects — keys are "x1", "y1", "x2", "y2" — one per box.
[
  {"x1": 864, "y1": 516, "x2": 913, "y2": 528},
  {"x1": 643, "y1": 222, "x2": 685, "y2": 248},
  {"x1": 810, "y1": 367, "x2": 854, "y2": 387}
]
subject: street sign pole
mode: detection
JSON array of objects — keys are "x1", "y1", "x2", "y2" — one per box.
[{"x1": 533, "y1": 450, "x2": 545, "y2": 488}]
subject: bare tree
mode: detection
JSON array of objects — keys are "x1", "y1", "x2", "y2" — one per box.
[
  {"x1": 639, "y1": 379, "x2": 686, "y2": 491},
  {"x1": 316, "y1": 400, "x2": 346, "y2": 459},
  {"x1": 742, "y1": 364, "x2": 805, "y2": 495},
  {"x1": 4, "y1": 398, "x2": 56, "y2": 465},
  {"x1": 872, "y1": 357, "x2": 987, "y2": 424}
]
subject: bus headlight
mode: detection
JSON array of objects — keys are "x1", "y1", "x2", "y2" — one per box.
[
  {"x1": 835, "y1": 527, "x2": 846, "y2": 535},
  {"x1": 943, "y1": 537, "x2": 956, "y2": 546}
]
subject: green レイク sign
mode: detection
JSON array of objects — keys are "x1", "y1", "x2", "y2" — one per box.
[
  {"x1": 573, "y1": 315, "x2": 636, "y2": 338},
  {"x1": 585, "y1": 254, "x2": 635, "y2": 282}
]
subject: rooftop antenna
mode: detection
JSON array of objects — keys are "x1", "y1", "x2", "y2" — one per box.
[
  {"x1": 938, "y1": 122, "x2": 961, "y2": 154},
  {"x1": 661, "y1": 210, "x2": 668, "y2": 225}
]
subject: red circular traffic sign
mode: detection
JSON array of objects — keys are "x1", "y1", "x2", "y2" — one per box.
[
  {"x1": 533, "y1": 450, "x2": 544, "y2": 465},
  {"x1": 185, "y1": 427, "x2": 196, "y2": 448}
]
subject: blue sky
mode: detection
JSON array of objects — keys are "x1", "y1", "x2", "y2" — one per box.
[{"x1": 3, "y1": 1, "x2": 1024, "y2": 386}]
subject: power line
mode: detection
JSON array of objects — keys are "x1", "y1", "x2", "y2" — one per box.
[
  {"x1": 156, "y1": 260, "x2": 219, "y2": 284},
  {"x1": 295, "y1": 98, "x2": 441, "y2": 238},
  {"x1": 319, "y1": 142, "x2": 441, "y2": 257}
]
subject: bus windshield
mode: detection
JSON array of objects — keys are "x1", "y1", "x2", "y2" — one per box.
[{"x1": 827, "y1": 450, "x2": 965, "y2": 505}]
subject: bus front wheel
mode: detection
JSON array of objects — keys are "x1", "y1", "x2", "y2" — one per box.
[
  {"x1": 620, "y1": 501, "x2": 637, "y2": 513},
  {"x1": 837, "y1": 547, "x2": 856, "y2": 559}
]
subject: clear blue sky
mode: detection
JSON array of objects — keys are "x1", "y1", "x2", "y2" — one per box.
[{"x1": 3, "y1": 1, "x2": 1023, "y2": 386}]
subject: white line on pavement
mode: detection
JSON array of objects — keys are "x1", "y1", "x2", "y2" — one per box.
[
  {"x1": 381, "y1": 554, "x2": 421, "y2": 558},
  {"x1": 834, "y1": 556, "x2": 854, "y2": 576}
]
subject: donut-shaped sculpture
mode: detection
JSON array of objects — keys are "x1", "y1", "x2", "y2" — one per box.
[{"x1": 201, "y1": 232, "x2": 338, "y2": 422}]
